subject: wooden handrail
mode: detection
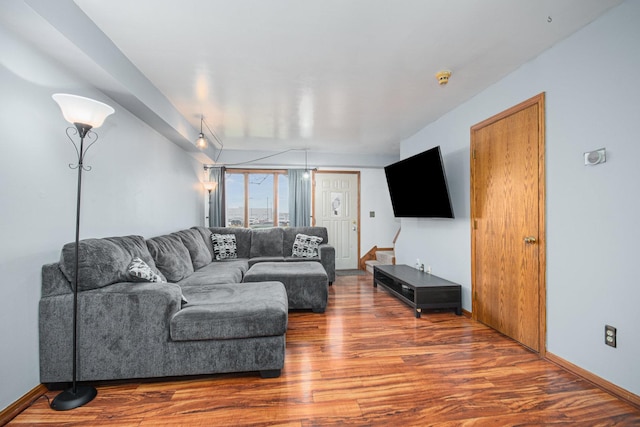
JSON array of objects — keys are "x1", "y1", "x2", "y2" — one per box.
[{"x1": 393, "y1": 227, "x2": 401, "y2": 245}]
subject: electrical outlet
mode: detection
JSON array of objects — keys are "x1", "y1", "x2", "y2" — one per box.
[{"x1": 605, "y1": 325, "x2": 616, "y2": 348}]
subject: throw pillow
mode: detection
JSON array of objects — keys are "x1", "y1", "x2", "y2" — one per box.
[
  {"x1": 211, "y1": 233, "x2": 238, "y2": 260},
  {"x1": 292, "y1": 233, "x2": 323, "y2": 258},
  {"x1": 128, "y1": 257, "x2": 166, "y2": 282},
  {"x1": 128, "y1": 257, "x2": 188, "y2": 304}
]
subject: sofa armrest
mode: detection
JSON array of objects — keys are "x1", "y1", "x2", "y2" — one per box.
[
  {"x1": 42, "y1": 262, "x2": 72, "y2": 297},
  {"x1": 318, "y1": 244, "x2": 335, "y2": 283},
  {"x1": 39, "y1": 281, "x2": 182, "y2": 383}
]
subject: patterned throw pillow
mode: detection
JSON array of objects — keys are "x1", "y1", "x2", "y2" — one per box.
[
  {"x1": 292, "y1": 233, "x2": 323, "y2": 258},
  {"x1": 128, "y1": 257, "x2": 166, "y2": 282},
  {"x1": 211, "y1": 233, "x2": 238, "y2": 260},
  {"x1": 128, "y1": 257, "x2": 188, "y2": 304}
]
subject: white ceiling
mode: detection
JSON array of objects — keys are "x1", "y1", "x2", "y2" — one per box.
[{"x1": 3, "y1": 0, "x2": 624, "y2": 163}]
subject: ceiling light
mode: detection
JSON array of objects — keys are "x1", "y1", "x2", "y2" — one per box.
[
  {"x1": 303, "y1": 149, "x2": 310, "y2": 180},
  {"x1": 195, "y1": 115, "x2": 207, "y2": 149}
]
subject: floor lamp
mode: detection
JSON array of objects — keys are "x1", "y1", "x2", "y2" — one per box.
[{"x1": 50, "y1": 93, "x2": 114, "y2": 411}]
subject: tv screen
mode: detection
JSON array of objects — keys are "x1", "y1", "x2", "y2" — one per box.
[{"x1": 384, "y1": 146, "x2": 454, "y2": 218}]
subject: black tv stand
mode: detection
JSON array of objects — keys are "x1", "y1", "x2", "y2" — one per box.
[{"x1": 373, "y1": 264, "x2": 462, "y2": 318}]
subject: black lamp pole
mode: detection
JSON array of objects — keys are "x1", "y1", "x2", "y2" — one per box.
[{"x1": 50, "y1": 123, "x2": 98, "y2": 411}]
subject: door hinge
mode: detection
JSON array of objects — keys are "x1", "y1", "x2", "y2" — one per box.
[
  {"x1": 472, "y1": 149, "x2": 476, "y2": 160},
  {"x1": 473, "y1": 219, "x2": 478, "y2": 229}
]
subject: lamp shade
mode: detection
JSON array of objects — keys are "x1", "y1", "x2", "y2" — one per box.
[
  {"x1": 52, "y1": 93, "x2": 114, "y2": 129},
  {"x1": 196, "y1": 133, "x2": 207, "y2": 149},
  {"x1": 203, "y1": 181, "x2": 217, "y2": 192}
]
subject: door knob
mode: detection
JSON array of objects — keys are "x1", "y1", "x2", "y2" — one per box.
[{"x1": 524, "y1": 236, "x2": 537, "y2": 244}]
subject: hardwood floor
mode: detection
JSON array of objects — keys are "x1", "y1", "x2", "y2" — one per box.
[{"x1": 10, "y1": 273, "x2": 640, "y2": 426}]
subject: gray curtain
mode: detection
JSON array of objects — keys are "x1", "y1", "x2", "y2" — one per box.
[
  {"x1": 208, "y1": 167, "x2": 225, "y2": 227},
  {"x1": 288, "y1": 169, "x2": 311, "y2": 227}
]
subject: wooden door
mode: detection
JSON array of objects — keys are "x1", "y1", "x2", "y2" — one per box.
[
  {"x1": 313, "y1": 172, "x2": 360, "y2": 270},
  {"x1": 471, "y1": 93, "x2": 546, "y2": 353}
]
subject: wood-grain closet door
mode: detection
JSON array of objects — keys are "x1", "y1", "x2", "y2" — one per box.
[{"x1": 471, "y1": 93, "x2": 546, "y2": 353}]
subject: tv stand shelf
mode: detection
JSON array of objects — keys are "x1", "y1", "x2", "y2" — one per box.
[{"x1": 373, "y1": 264, "x2": 462, "y2": 318}]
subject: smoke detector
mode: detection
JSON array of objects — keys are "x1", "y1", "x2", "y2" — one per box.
[{"x1": 436, "y1": 70, "x2": 452, "y2": 85}]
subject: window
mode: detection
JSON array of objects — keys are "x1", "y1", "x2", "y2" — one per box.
[{"x1": 225, "y1": 169, "x2": 288, "y2": 228}]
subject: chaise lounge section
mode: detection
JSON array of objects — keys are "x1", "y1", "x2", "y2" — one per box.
[{"x1": 243, "y1": 262, "x2": 328, "y2": 313}]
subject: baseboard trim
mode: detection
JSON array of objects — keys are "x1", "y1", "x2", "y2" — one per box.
[
  {"x1": 545, "y1": 352, "x2": 640, "y2": 409},
  {"x1": 0, "y1": 384, "x2": 48, "y2": 425}
]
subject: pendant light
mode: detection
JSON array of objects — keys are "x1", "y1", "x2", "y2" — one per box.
[
  {"x1": 303, "y1": 149, "x2": 310, "y2": 180},
  {"x1": 196, "y1": 115, "x2": 207, "y2": 149}
]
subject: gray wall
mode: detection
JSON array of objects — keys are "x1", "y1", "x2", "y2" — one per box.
[
  {"x1": 0, "y1": 25, "x2": 203, "y2": 410},
  {"x1": 359, "y1": 168, "x2": 399, "y2": 252},
  {"x1": 396, "y1": 1, "x2": 639, "y2": 396}
]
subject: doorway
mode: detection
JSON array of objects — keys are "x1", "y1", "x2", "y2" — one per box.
[
  {"x1": 313, "y1": 171, "x2": 360, "y2": 270},
  {"x1": 470, "y1": 93, "x2": 546, "y2": 353}
]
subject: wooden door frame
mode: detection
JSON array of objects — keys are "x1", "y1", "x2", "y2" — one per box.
[
  {"x1": 312, "y1": 170, "x2": 361, "y2": 267},
  {"x1": 470, "y1": 93, "x2": 546, "y2": 355}
]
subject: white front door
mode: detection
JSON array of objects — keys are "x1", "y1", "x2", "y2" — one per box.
[{"x1": 313, "y1": 172, "x2": 359, "y2": 270}]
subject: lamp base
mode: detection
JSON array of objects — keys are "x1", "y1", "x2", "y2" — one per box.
[{"x1": 50, "y1": 385, "x2": 97, "y2": 411}]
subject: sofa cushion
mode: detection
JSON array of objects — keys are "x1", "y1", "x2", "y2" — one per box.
[
  {"x1": 284, "y1": 256, "x2": 320, "y2": 263},
  {"x1": 191, "y1": 226, "x2": 215, "y2": 260},
  {"x1": 173, "y1": 229, "x2": 212, "y2": 269},
  {"x1": 250, "y1": 228, "x2": 284, "y2": 258},
  {"x1": 248, "y1": 256, "x2": 285, "y2": 268},
  {"x1": 171, "y1": 282, "x2": 288, "y2": 341},
  {"x1": 178, "y1": 261, "x2": 246, "y2": 287},
  {"x1": 146, "y1": 235, "x2": 194, "y2": 282},
  {"x1": 59, "y1": 235, "x2": 156, "y2": 291},
  {"x1": 211, "y1": 233, "x2": 238, "y2": 260},
  {"x1": 291, "y1": 233, "x2": 323, "y2": 258}
]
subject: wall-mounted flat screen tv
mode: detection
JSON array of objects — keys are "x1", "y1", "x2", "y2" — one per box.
[{"x1": 384, "y1": 145, "x2": 454, "y2": 218}]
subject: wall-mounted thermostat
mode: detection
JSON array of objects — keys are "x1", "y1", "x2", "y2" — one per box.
[{"x1": 584, "y1": 148, "x2": 606, "y2": 165}]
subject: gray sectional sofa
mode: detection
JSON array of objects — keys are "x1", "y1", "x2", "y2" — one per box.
[{"x1": 39, "y1": 226, "x2": 334, "y2": 386}]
